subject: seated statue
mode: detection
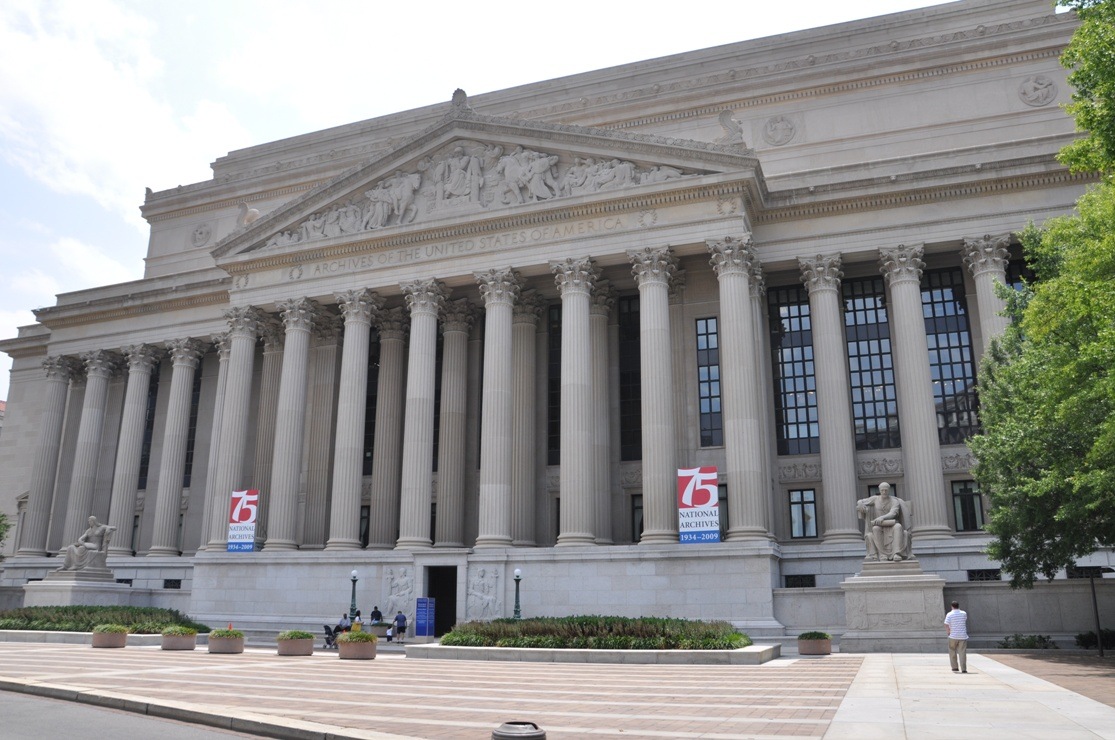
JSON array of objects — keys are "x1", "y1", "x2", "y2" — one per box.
[
  {"x1": 856, "y1": 482, "x2": 912, "y2": 561},
  {"x1": 60, "y1": 516, "x2": 116, "y2": 571}
]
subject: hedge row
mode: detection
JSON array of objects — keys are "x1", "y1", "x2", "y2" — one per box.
[
  {"x1": 0, "y1": 606, "x2": 209, "y2": 633},
  {"x1": 439, "y1": 615, "x2": 751, "y2": 650}
]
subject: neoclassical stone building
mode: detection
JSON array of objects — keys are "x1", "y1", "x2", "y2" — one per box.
[{"x1": 1, "y1": 0, "x2": 1110, "y2": 639}]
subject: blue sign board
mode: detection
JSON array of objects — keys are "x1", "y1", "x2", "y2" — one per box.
[{"x1": 416, "y1": 597, "x2": 435, "y2": 638}]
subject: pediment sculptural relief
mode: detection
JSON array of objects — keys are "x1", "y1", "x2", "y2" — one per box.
[{"x1": 263, "y1": 142, "x2": 693, "y2": 249}]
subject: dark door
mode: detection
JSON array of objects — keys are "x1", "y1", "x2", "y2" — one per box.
[{"x1": 426, "y1": 566, "x2": 457, "y2": 637}]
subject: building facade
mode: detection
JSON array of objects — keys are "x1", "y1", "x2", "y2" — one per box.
[{"x1": 1, "y1": 0, "x2": 1110, "y2": 640}]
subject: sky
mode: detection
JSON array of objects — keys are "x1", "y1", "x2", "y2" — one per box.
[{"x1": 0, "y1": 0, "x2": 965, "y2": 401}]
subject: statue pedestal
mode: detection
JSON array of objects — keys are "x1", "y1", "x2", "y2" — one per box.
[
  {"x1": 23, "y1": 569, "x2": 131, "y2": 608},
  {"x1": 839, "y1": 559, "x2": 947, "y2": 653}
]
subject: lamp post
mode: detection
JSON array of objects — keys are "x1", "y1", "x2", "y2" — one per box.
[
  {"x1": 349, "y1": 569, "x2": 359, "y2": 621},
  {"x1": 1088, "y1": 566, "x2": 1114, "y2": 658},
  {"x1": 513, "y1": 568, "x2": 522, "y2": 620}
]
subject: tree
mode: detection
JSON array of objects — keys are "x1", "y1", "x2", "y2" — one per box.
[
  {"x1": 971, "y1": 195, "x2": 1115, "y2": 586},
  {"x1": 1058, "y1": 0, "x2": 1115, "y2": 173},
  {"x1": 0, "y1": 511, "x2": 9, "y2": 561}
]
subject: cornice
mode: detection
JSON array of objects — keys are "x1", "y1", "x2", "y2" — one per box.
[{"x1": 33, "y1": 281, "x2": 231, "y2": 330}]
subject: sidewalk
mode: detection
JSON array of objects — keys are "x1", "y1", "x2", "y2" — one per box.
[{"x1": 0, "y1": 642, "x2": 1113, "y2": 739}]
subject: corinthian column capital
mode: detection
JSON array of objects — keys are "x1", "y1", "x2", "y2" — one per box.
[
  {"x1": 81, "y1": 349, "x2": 119, "y2": 379},
  {"x1": 442, "y1": 298, "x2": 476, "y2": 334},
  {"x1": 513, "y1": 290, "x2": 544, "y2": 326},
  {"x1": 799, "y1": 254, "x2": 844, "y2": 293},
  {"x1": 277, "y1": 297, "x2": 320, "y2": 332},
  {"x1": 211, "y1": 332, "x2": 232, "y2": 360},
  {"x1": 706, "y1": 234, "x2": 755, "y2": 277},
  {"x1": 224, "y1": 306, "x2": 264, "y2": 339},
  {"x1": 401, "y1": 279, "x2": 446, "y2": 317},
  {"x1": 879, "y1": 244, "x2": 925, "y2": 286},
  {"x1": 550, "y1": 257, "x2": 598, "y2": 297},
  {"x1": 42, "y1": 355, "x2": 79, "y2": 381},
  {"x1": 475, "y1": 268, "x2": 522, "y2": 307},
  {"x1": 961, "y1": 234, "x2": 1011, "y2": 277},
  {"x1": 122, "y1": 344, "x2": 162, "y2": 373},
  {"x1": 376, "y1": 306, "x2": 410, "y2": 340},
  {"x1": 628, "y1": 246, "x2": 677, "y2": 287},
  {"x1": 335, "y1": 288, "x2": 384, "y2": 326},
  {"x1": 590, "y1": 280, "x2": 616, "y2": 317},
  {"x1": 165, "y1": 338, "x2": 205, "y2": 368}
]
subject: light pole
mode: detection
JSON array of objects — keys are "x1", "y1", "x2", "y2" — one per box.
[
  {"x1": 513, "y1": 568, "x2": 522, "y2": 620},
  {"x1": 1088, "y1": 566, "x2": 1114, "y2": 658},
  {"x1": 349, "y1": 569, "x2": 359, "y2": 621}
]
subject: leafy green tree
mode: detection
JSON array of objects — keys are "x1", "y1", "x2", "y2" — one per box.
[
  {"x1": 1058, "y1": 0, "x2": 1115, "y2": 173},
  {"x1": 0, "y1": 512, "x2": 9, "y2": 561},
  {"x1": 971, "y1": 185, "x2": 1115, "y2": 586}
]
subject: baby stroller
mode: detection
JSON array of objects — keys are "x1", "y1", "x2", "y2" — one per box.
[{"x1": 323, "y1": 624, "x2": 338, "y2": 650}]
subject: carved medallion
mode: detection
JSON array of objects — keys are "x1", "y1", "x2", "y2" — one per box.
[
  {"x1": 1018, "y1": 75, "x2": 1057, "y2": 107},
  {"x1": 762, "y1": 116, "x2": 796, "y2": 146},
  {"x1": 191, "y1": 222, "x2": 212, "y2": 247}
]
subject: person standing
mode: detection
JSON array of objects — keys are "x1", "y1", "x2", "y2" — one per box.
[
  {"x1": 944, "y1": 601, "x2": 969, "y2": 673},
  {"x1": 393, "y1": 610, "x2": 408, "y2": 644}
]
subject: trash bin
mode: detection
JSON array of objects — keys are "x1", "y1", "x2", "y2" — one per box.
[{"x1": 491, "y1": 721, "x2": 546, "y2": 739}]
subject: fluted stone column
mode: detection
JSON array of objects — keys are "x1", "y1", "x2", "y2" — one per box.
[
  {"x1": 198, "y1": 334, "x2": 230, "y2": 549},
  {"x1": 550, "y1": 257, "x2": 598, "y2": 546},
  {"x1": 396, "y1": 280, "x2": 445, "y2": 549},
  {"x1": 326, "y1": 290, "x2": 381, "y2": 550},
  {"x1": 748, "y1": 264, "x2": 775, "y2": 535},
  {"x1": 367, "y1": 307, "x2": 408, "y2": 548},
  {"x1": 207, "y1": 307, "x2": 262, "y2": 549},
  {"x1": 880, "y1": 244, "x2": 951, "y2": 538},
  {"x1": 962, "y1": 234, "x2": 1012, "y2": 351},
  {"x1": 800, "y1": 255, "x2": 861, "y2": 541},
  {"x1": 629, "y1": 247, "x2": 680, "y2": 544},
  {"x1": 706, "y1": 236, "x2": 767, "y2": 540},
  {"x1": 591, "y1": 281, "x2": 615, "y2": 545},
  {"x1": 435, "y1": 299, "x2": 474, "y2": 547},
  {"x1": 474, "y1": 269, "x2": 521, "y2": 548},
  {"x1": 17, "y1": 357, "x2": 78, "y2": 556},
  {"x1": 511, "y1": 291, "x2": 542, "y2": 546},
  {"x1": 251, "y1": 320, "x2": 283, "y2": 543},
  {"x1": 265, "y1": 297, "x2": 318, "y2": 550},
  {"x1": 103, "y1": 345, "x2": 161, "y2": 556},
  {"x1": 148, "y1": 339, "x2": 205, "y2": 555},
  {"x1": 61, "y1": 350, "x2": 119, "y2": 548},
  {"x1": 303, "y1": 313, "x2": 342, "y2": 549}
]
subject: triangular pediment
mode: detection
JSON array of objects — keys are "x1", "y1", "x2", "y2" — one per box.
[{"x1": 212, "y1": 92, "x2": 763, "y2": 260}]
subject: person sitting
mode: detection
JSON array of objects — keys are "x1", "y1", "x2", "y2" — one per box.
[
  {"x1": 337, "y1": 613, "x2": 351, "y2": 633},
  {"x1": 352, "y1": 610, "x2": 363, "y2": 632},
  {"x1": 369, "y1": 606, "x2": 383, "y2": 624}
]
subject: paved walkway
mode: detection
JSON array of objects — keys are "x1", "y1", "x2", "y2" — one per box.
[{"x1": 0, "y1": 642, "x2": 1113, "y2": 739}]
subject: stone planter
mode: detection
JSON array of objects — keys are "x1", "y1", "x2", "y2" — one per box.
[
  {"x1": 277, "y1": 638, "x2": 314, "y2": 656},
  {"x1": 91, "y1": 632, "x2": 127, "y2": 649},
  {"x1": 368, "y1": 623, "x2": 390, "y2": 639},
  {"x1": 797, "y1": 638, "x2": 832, "y2": 656},
  {"x1": 161, "y1": 634, "x2": 197, "y2": 651},
  {"x1": 337, "y1": 640, "x2": 377, "y2": 660},
  {"x1": 208, "y1": 636, "x2": 245, "y2": 654}
]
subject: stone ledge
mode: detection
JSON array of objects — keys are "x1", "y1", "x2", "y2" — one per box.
[
  {"x1": 404, "y1": 643, "x2": 780, "y2": 664},
  {"x1": 0, "y1": 630, "x2": 210, "y2": 646}
]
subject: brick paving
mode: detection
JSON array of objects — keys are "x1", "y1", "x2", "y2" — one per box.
[{"x1": 0, "y1": 643, "x2": 862, "y2": 739}]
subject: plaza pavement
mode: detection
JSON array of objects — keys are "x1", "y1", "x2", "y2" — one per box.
[{"x1": 0, "y1": 641, "x2": 1113, "y2": 739}]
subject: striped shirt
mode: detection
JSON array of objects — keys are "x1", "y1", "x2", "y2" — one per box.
[{"x1": 944, "y1": 609, "x2": 969, "y2": 640}]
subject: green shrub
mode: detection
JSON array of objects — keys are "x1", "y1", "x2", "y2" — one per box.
[
  {"x1": 161, "y1": 625, "x2": 198, "y2": 636},
  {"x1": 798, "y1": 631, "x2": 831, "y2": 640},
  {"x1": 209, "y1": 628, "x2": 244, "y2": 639},
  {"x1": 0, "y1": 606, "x2": 208, "y2": 633},
  {"x1": 277, "y1": 630, "x2": 315, "y2": 641},
  {"x1": 997, "y1": 633, "x2": 1059, "y2": 649},
  {"x1": 92, "y1": 624, "x2": 129, "y2": 634},
  {"x1": 337, "y1": 630, "x2": 377, "y2": 643},
  {"x1": 439, "y1": 616, "x2": 750, "y2": 650},
  {"x1": 1074, "y1": 629, "x2": 1115, "y2": 650}
]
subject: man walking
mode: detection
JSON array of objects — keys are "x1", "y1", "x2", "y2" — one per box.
[{"x1": 944, "y1": 601, "x2": 969, "y2": 673}]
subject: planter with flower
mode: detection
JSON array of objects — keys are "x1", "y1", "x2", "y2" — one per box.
[
  {"x1": 161, "y1": 625, "x2": 198, "y2": 650},
  {"x1": 208, "y1": 627, "x2": 245, "y2": 654},
  {"x1": 276, "y1": 629, "x2": 315, "y2": 656},
  {"x1": 336, "y1": 628, "x2": 377, "y2": 660},
  {"x1": 797, "y1": 631, "x2": 832, "y2": 655},
  {"x1": 91, "y1": 624, "x2": 129, "y2": 649}
]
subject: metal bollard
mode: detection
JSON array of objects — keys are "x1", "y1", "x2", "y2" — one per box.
[{"x1": 491, "y1": 720, "x2": 546, "y2": 739}]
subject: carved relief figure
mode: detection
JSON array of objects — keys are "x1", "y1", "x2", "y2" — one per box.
[
  {"x1": 856, "y1": 482, "x2": 912, "y2": 561},
  {"x1": 363, "y1": 184, "x2": 394, "y2": 230},
  {"x1": 467, "y1": 567, "x2": 499, "y2": 620},
  {"x1": 435, "y1": 146, "x2": 484, "y2": 203},
  {"x1": 384, "y1": 566, "x2": 414, "y2": 618},
  {"x1": 641, "y1": 165, "x2": 684, "y2": 184},
  {"x1": 59, "y1": 516, "x2": 116, "y2": 571},
  {"x1": 385, "y1": 172, "x2": 421, "y2": 224}
]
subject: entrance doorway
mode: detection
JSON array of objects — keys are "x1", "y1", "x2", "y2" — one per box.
[{"x1": 426, "y1": 566, "x2": 457, "y2": 637}]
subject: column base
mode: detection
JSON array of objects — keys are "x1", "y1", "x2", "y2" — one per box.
[
  {"x1": 324, "y1": 539, "x2": 362, "y2": 550},
  {"x1": 724, "y1": 527, "x2": 770, "y2": 542},
  {"x1": 822, "y1": 529, "x2": 863, "y2": 544},
  {"x1": 557, "y1": 533, "x2": 597, "y2": 546},
  {"x1": 394, "y1": 538, "x2": 433, "y2": 550},
  {"x1": 146, "y1": 547, "x2": 179, "y2": 557},
  {"x1": 475, "y1": 536, "x2": 513, "y2": 548},
  {"x1": 14, "y1": 549, "x2": 48, "y2": 558},
  {"x1": 912, "y1": 526, "x2": 955, "y2": 541},
  {"x1": 637, "y1": 531, "x2": 676, "y2": 545}
]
